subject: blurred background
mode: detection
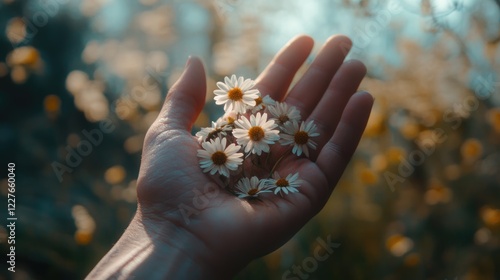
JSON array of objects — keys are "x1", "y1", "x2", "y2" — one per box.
[{"x1": 0, "y1": 0, "x2": 499, "y2": 279}]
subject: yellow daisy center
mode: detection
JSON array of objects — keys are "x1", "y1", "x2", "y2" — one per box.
[
  {"x1": 255, "y1": 97, "x2": 263, "y2": 106},
  {"x1": 294, "y1": 131, "x2": 309, "y2": 145},
  {"x1": 276, "y1": 178, "x2": 289, "y2": 187},
  {"x1": 278, "y1": 115, "x2": 289, "y2": 124},
  {"x1": 248, "y1": 126, "x2": 265, "y2": 141},
  {"x1": 247, "y1": 188, "x2": 259, "y2": 196},
  {"x1": 211, "y1": 151, "x2": 227, "y2": 165},
  {"x1": 228, "y1": 87, "x2": 243, "y2": 101}
]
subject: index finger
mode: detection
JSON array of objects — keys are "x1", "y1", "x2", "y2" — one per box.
[{"x1": 255, "y1": 35, "x2": 314, "y2": 101}]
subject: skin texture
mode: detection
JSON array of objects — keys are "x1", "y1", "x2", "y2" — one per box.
[{"x1": 87, "y1": 35, "x2": 374, "y2": 279}]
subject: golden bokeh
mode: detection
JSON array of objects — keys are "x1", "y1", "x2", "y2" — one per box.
[
  {"x1": 359, "y1": 167, "x2": 379, "y2": 185},
  {"x1": 386, "y1": 147, "x2": 406, "y2": 164},
  {"x1": 43, "y1": 94, "x2": 61, "y2": 118},
  {"x1": 386, "y1": 234, "x2": 414, "y2": 257},
  {"x1": 7, "y1": 46, "x2": 40, "y2": 67},
  {"x1": 66, "y1": 70, "x2": 90, "y2": 95},
  {"x1": 487, "y1": 108, "x2": 500, "y2": 133},
  {"x1": 10, "y1": 66, "x2": 27, "y2": 84},
  {"x1": 75, "y1": 230, "x2": 94, "y2": 245},
  {"x1": 124, "y1": 135, "x2": 144, "y2": 154},
  {"x1": 370, "y1": 154, "x2": 388, "y2": 172},
  {"x1": 481, "y1": 207, "x2": 500, "y2": 227},
  {"x1": 400, "y1": 121, "x2": 421, "y2": 140},
  {"x1": 104, "y1": 165, "x2": 126, "y2": 185},
  {"x1": 460, "y1": 138, "x2": 483, "y2": 162},
  {"x1": 5, "y1": 17, "x2": 27, "y2": 44},
  {"x1": 424, "y1": 181, "x2": 452, "y2": 205},
  {"x1": 72, "y1": 205, "x2": 96, "y2": 246},
  {"x1": 364, "y1": 110, "x2": 385, "y2": 137}
]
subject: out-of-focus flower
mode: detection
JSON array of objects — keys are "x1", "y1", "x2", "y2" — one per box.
[
  {"x1": 363, "y1": 110, "x2": 385, "y2": 137},
  {"x1": 444, "y1": 164, "x2": 461, "y2": 180},
  {"x1": 44, "y1": 94, "x2": 61, "y2": 119},
  {"x1": 400, "y1": 121, "x2": 420, "y2": 140},
  {"x1": 6, "y1": 17, "x2": 26, "y2": 45},
  {"x1": 481, "y1": 206, "x2": 500, "y2": 227},
  {"x1": 80, "y1": 0, "x2": 109, "y2": 17},
  {"x1": 487, "y1": 108, "x2": 500, "y2": 133},
  {"x1": 371, "y1": 154, "x2": 388, "y2": 172},
  {"x1": 44, "y1": 95, "x2": 61, "y2": 113},
  {"x1": 424, "y1": 181, "x2": 452, "y2": 205},
  {"x1": 474, "y1": 227, "x2": 492, "y2": 245},
  {"x1": 66, "y1": 70, "x2": 90, "y2": 95},
  {"x1": 359, "y1": 167, "x2": 378, "y2": 185},
  {"x1": 7, "y1": 46, "x2": 40, "y2": 68},
  {"x1": 10, "y1": 66, "x2": 27, "y2": 84},
  {"x1": 124, "y1": 135, "x2": 144, "y2": 154},
  {"x1": 460, "y1": 138, "x2": 483, "y2": 162},
  {"x1": 75, "y1": 230, "x2": 93, "y2": 245},
  {"x1": 386, "y1": 234, "x2": 413, "y2": 257},
  {"x1": 386, "y1": 147, "x2": 406, "y2": 164},
  {"x1": 72, "y1": 205, "x2": 96, "y2": 246},
  {"x1": 82, "y1": 41, "x2": 101, "y2": 64},
  {"x1": 115, "y1": 98, "x2": 139, "y2": 121},
  {"x1": 104, "y1": 165, "x2": 126, "y2": 185}
]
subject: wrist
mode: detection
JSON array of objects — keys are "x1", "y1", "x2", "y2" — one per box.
[{"x1": 87, "y1": 211, "x2": 235, "y2": 279}]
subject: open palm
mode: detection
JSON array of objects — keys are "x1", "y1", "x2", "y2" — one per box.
[{"x1": 134, "y1": 35, "x2": 373, "y2": 278}]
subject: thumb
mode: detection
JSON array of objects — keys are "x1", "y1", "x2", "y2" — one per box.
[{"x1": 157, "y1": 56, "x2": 207, "y2": 131}]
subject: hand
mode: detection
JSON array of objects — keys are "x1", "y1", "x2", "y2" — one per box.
[{"x1": 88, "y1": 35, "x2": 373, "y2": 279}]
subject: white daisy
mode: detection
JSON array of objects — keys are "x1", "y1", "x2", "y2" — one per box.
[
  {"x1": 280, "y1": 120, "x2": 320, "y2": 157},
  {"x1": 232, "y1": 112, "x2": 280, "y2": 155},
  {"x1": 267, "y1": 172, "x2": 303, "y2": 195},
  {"x1": 195, "y1": 121, "x2": 232, "y2": 143},
  {"x1": 197, "y1": 137, "x2": 243, "y2": 177},
  {"x1": 214, "y1": 75, "x2": 260, "y2": 114},
  {"x1": 216, "y1": 111, "x2": 238, "y2": 127},
  {"x1": 252, "y1": 95, "x2": 276, "y2": 113},
  {"x1": 267, "y1": 102, "x2": 301, "y2": 125},
  {"x1": 234, "y1": 176, "x2": 271, "y2": 198}
]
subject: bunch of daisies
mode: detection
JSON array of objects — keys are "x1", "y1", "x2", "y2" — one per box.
[{"x1": 196, "y1": 75, "x2": 320, "y2": 198}]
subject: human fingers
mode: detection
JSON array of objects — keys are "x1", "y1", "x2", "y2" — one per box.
[
  {"x1": 255, "y1": 35, "x2": 314, "y2": 101},
  {"x1": 155, "y1": 56, "x2": 207, "y2": 131},
  {"x1": 315, "y1": 92, "x2": 373, "y2": 188},
  {"x1": 306, "y1": 60, "x2": 367, "y2": 160},
  {"x1": 284, "y1": 35, "x2": 352, "y2": 116}
]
